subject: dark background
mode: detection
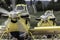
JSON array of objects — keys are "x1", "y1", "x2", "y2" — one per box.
[{"x1": 0, "y1": 0, "x2": 60, "y2": 11}]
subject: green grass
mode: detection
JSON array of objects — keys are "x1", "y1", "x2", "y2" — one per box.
[{"x1": 0, "y1": 18, "x2": 7, "y2": 25}]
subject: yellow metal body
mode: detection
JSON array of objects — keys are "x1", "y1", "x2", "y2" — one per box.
[
  {"x1": 6, "y1": 18, "x2": 30, "y2": 33},
  {"x1": 37, "y1": 16, "x2": 56, "y2": 27},
  {"x1": 30, "y1": 26, "x2": 60, "y2": 34},
  {"x1": 37, "y1": 10, "x2": 56, "y2": 27},
  {"x1": 0, "y1": 17, "x2": 31, "y2": 40},
  {"x1": 32, "y1": 10, "x2": 57, "y2": 35},
  {"x1": 0, "y1": 4, "x2": 31, "y2": 39},
  {"x1": 7, "y1": 19, "x2": 19, "y2": 32},
  {"x1": 37, "y1": 19, "x2": 56, "y2": 27},
  {"x1": 19, "y1": 18, "x2": 30, "y2": 31},
  {"x1": 29, "y1": 10, "x2": 57, "y2": 39},
  {"x1": 5, "y1": 4, "x2": 30, "y2": 33}
]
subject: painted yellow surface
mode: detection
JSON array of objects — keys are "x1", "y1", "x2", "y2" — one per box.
[{"x1": 37, "y1": 18, "x2": 56, "y2": 27}]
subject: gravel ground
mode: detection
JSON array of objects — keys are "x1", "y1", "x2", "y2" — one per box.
[{"x1": 1, "y1": 38, "x2": 60, "y2": 40}]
